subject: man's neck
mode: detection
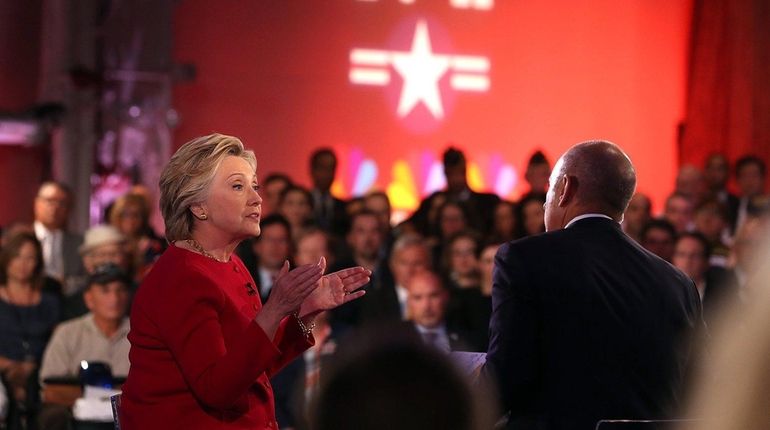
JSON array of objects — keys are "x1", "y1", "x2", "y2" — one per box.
[{"x1": 93, "y1": 315, "x2": 122, "y2": 338}]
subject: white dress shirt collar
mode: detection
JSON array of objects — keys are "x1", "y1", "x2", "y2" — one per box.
[{"x1": 565, "y1": 213, "x2": 615, "y2": 229}]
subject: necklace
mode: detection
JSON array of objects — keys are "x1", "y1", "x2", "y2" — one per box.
[{"x1": 186, "y1": 239, "x2": 228, "y2": 263}]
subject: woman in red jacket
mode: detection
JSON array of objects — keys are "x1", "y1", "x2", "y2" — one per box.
[{"x1": 119, "y1": 133, "x2": 370, "y2": 429}]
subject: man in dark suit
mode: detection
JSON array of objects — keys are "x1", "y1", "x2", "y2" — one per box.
[
  {"x1": 408, "y1": 146, "x2": 500, "y2": 236},
  {"x1": 483, "y1": 140, "x2": 703, "y2": 430},
  {"x1": 405, "y1": 270, "x2": 481, "y2": 352},
  {"x1": 33, "y1": 181, "x2": 83, "y2": 291},
  {"x1": 309, "y1": 148, "x2": 349, "y2": 237}
]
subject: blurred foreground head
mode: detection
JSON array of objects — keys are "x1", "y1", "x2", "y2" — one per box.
[{"x1": 313, "y1": 325, "x2": 494, "y2": 430}]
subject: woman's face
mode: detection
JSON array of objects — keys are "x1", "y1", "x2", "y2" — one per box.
[
  {"x1": 494, "y1": 203, "x2": 516, "y2": 237},
  {"x1": 197, "y1": 156, "x2": 262, "y2": 241},
  {"x1": 523, "y1": 200, "x2": 545, "y2": 236},
  {"x1": 450, "y1": 236, "x2": 478, "y2": 277},
  {"x1": 7, "y1": 241, "x2": 38, "y2": 283},
  {"x1": 479, "y1": 244, "x2": 499, "y2": 282},
  {"x1": 118, "y1": 203, "x2": 144, "y2": 236},
  {"x1": 280, "y1": 190, "x2": 312, "y2": 227},
  {"x1": 440, "y1": 205, "x2": 466, "y2": 238}
]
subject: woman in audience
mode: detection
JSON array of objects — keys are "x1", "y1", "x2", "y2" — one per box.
[
  {"x1": 443, "y1": 231, "x2": 489, "y2": 349},
  {"x1": 278, "y1": 185, "x2": 315, "y2": 239},
  {"x1": 443, "y1": 231, "x2": 481, "y2": 290},
  {"x1": 109, "y1": 192, "x2": 164, "y2": 281},
  {"x1": 516, "y1": 193, "x2": 546, "y2": 237},
  {"x1": 0, "y1": 232, "x2": 60, "y2": 425},
  {"x1": 489, "y1": 200, "x2": 518, "y2": 243}
]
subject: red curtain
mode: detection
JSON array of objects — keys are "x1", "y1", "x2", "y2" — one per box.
[{"x1": 681, "y1": 0, "x2": 770, "y2": 177}]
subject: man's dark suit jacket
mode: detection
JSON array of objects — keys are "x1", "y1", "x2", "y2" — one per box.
[{"x1": 484, "y1": 217, "x2": 703, "y2": 430}]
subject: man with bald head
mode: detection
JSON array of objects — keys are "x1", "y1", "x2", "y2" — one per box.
[{"x1": 484, "y1": 141, "x2": 702, "y2": 430}]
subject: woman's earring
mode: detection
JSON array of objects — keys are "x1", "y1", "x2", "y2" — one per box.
[{"x1": 199, "y1": 214, "x2": 207, "y2": 220}]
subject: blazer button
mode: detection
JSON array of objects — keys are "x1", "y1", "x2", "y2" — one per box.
[{"x1": 233, "y1": 265, "x2": 240, "y2": 273}]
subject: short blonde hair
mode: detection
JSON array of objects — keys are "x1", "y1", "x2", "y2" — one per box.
[{"x1": 159, "y1": 133, "x2": 256, "y2": 242}]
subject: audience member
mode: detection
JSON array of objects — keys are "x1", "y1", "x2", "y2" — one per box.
[
  {"x1": 261, "y1": 173, "x2": 292, "y2": 216},
  {"x1": 622, "y1": 192, "x2": 652, "y2": 243},
  {"x1": 0, "y1": 233, "x2": 61, "y2": 427},
  {"x1": 314, "y1": 326, "x2": 493, "y2": 430},
  {"x1": 329, "y1": 211, "x2": 384, "y2": 331},
  {"x1": 522, "y1": 150, "x2": 551, "y2": 198},
  {"x1": 443, "y1": 231, "x2": 481, "y2": 290},
  {"x1": 309, "y1": 148, "x2": 349, "y2": 236},
  {"x1": 693, "y1": 200, "x2": 731, "y2": 266},
  {"x1": 733, "y1": 155, "x2": 768, "y2": 232},
  {"x1": 108, "y1": 193, "x2": 164, "y2": 282},
  {"x1": 409, "y1": 147, "x2": 500, "y2": 236},
  {"x1": 516, "y1": 192, "x2": 546, "y2": 237},
  {"x1": 675, "y1": 164, "x2": 708, "y2": 207},
  {"x1": 483, "y1": 140, "x2": 702, "y2": 429},
  {"x1": 0, "y1": 378, "x2": 6, "y2": 424},
  {"x1": 278, "y1": 185, "x2": 315, "y2": 239},
  {"x1": 361, "y1": 234, "x2": 430, "y2": 323},
  {"x1": 251, "y1": 214, "x2": 293, "y2": 302},
  {"x1": 62, "y1": 224, "x2": 131, "y2": 320},
  {"x1": 37, "y1": 264, "x2": 132, "y2": 430},
  {"x1": 32, "y1": 182, "x2": 83, "y2": 285},
  {"x1": 672, "y1": 232, "x2": 737, "y2": 326},
  {"x1": 640, "y1": 218, "x2": 677, "y2": 262},
  {"x1": 664, "y1": 192, "x2": 695, "y2": 234},
  {"x1": 702, "y1": 153, "x2": 738, "y2": 225},
  {"x1": 294, "y1": 227, "x2": 335, "y2": 269},
  {"x1": 405, "y1": 271, "x2": 480, "y2": 352},
  {"x1": 489, "y1": 200, "x2": 517, "y2": 243}
]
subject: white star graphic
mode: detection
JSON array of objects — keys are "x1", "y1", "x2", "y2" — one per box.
[{"x1": 391, "y1": 21, "x2": 450, "y2": 119}]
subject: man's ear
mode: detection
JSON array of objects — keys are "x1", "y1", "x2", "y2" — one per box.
[{"x1": 557, "y1": 175, "x2": 578, "y2": 207}]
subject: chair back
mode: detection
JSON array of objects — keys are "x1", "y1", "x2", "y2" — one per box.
[{"x1": 110, "y1": 393, "x2": 122, "y2": 430}]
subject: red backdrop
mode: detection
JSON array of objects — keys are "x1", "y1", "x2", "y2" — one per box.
[{"x1": 173, "y1": 0, "x2": 691, "y2": 215}]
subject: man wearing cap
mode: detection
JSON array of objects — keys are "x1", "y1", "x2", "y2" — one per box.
[
  {"x1": 38, "y1": 264, "x2": 132, "y2": 430},
  {"x1": 62, "y1": 224, "x2": 131, "y2": 319}
]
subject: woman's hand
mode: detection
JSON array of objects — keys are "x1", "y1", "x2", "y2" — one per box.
[
  {"x1": 300, "y1": 258, "x2": 371, "y2": 318},
  {"x1": 256, "y1": 261, "x2": 323, "y2": 339}
]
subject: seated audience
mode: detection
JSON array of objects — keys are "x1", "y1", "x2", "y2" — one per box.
[
  {"x1": 261, "y1": 173, "x2": 293, "y2": 216},
  {"x1": 672, "y1": 232, "x2": 737, "y2": 327},
  {"x1": 702, "y1": 153, "x2": 738, "y2": 225},
  {"x1": 108, "y1": 192, "x2": 164, "y2": 282},
  {"x1": 640, "y1": 219, "x2": 678, "y2": 262},
  {"x1": 62, "y1": 224, "x2": 131, "y2": 320},
  {"x1": 251, "y1": 214, "x2": 293, "y2": 302},
  {"x1": 664, "y1": 192, "x2": 695, "y2": 234},
  {"x1": 729, "y1": 215, "x2": 770, "y2": 298},
  {"x1": 733, "y1": 155, "x2": 768, "y2": 232},
  {"x1": 406, "y1": 270, "x2": 481, "y2": 352},
  {"x1": 32, "y1": 181, "x2": 83, "y2": 289},
  {"x1": 622, "y1": 192, "x2": 652, "y2": 243},
  {"x1": 675, "y1": 164, "x2": 708, "y2": 207},
  {"x1": 516, "y1": 192, "x2": 546, "y2": 237},
  {"x1": 37, "y1": 264, "x2": 131, "y2": 430},
  {"x1": 361, "y1": 234, "x2": 431, "y2": 323},
  {"x1": 0, "y1": 233, "x2": 61, "y2": 427},
  {"x1": 693, "y1": 199, "x2": 731, "y2": 266},
  {"x1": 278, "y1": 185, "x2": 315, "y2": 239},
  {"x1": 489, "y1": 200, "x2": 517, "y2": 243}
]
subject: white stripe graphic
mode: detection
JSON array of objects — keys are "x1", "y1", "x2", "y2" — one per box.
[
  {"x1": 450, "y1": 74, "x2": 489, "y2": 91},
  {"x1": 349, "y1": 68, "x2": 391, "y2": 85},
  {"x1": 350, "y1": 49, "x2": 390, "y2": 66},
  {"x1": 451, "y1": 55, "x2": 489, "y2": 73}
]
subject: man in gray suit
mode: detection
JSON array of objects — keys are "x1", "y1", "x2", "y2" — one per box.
[{"x1": 33, "y1": 181, "x2": 83, "y2": 292}]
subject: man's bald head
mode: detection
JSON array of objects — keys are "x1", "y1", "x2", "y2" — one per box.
[{"x1": 545, "y1": 140, "x2": 636, "y2": 230}]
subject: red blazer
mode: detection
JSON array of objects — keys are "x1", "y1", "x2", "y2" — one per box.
[{"x1": 120, "y1": 245, "x2": 313, "y2": 429}]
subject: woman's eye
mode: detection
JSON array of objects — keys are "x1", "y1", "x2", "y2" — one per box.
[
  {"x1": 253, "y1": 184, "x2": 260, "y2": 191},
  {"x1": 233, "y1": 184, "x2": 243, "y2": 190}
]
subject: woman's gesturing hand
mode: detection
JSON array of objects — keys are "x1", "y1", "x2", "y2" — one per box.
[
  {"x1": 265, "y1": 261, "x2": 324, "y2": 316},
  {"x1": 300, "y1": 258, "x2": 371, "y2": 318}
]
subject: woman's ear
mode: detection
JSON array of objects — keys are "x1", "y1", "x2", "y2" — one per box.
[{"x1": 190, "y1": 203, "x2": 208, "y2": 221}]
